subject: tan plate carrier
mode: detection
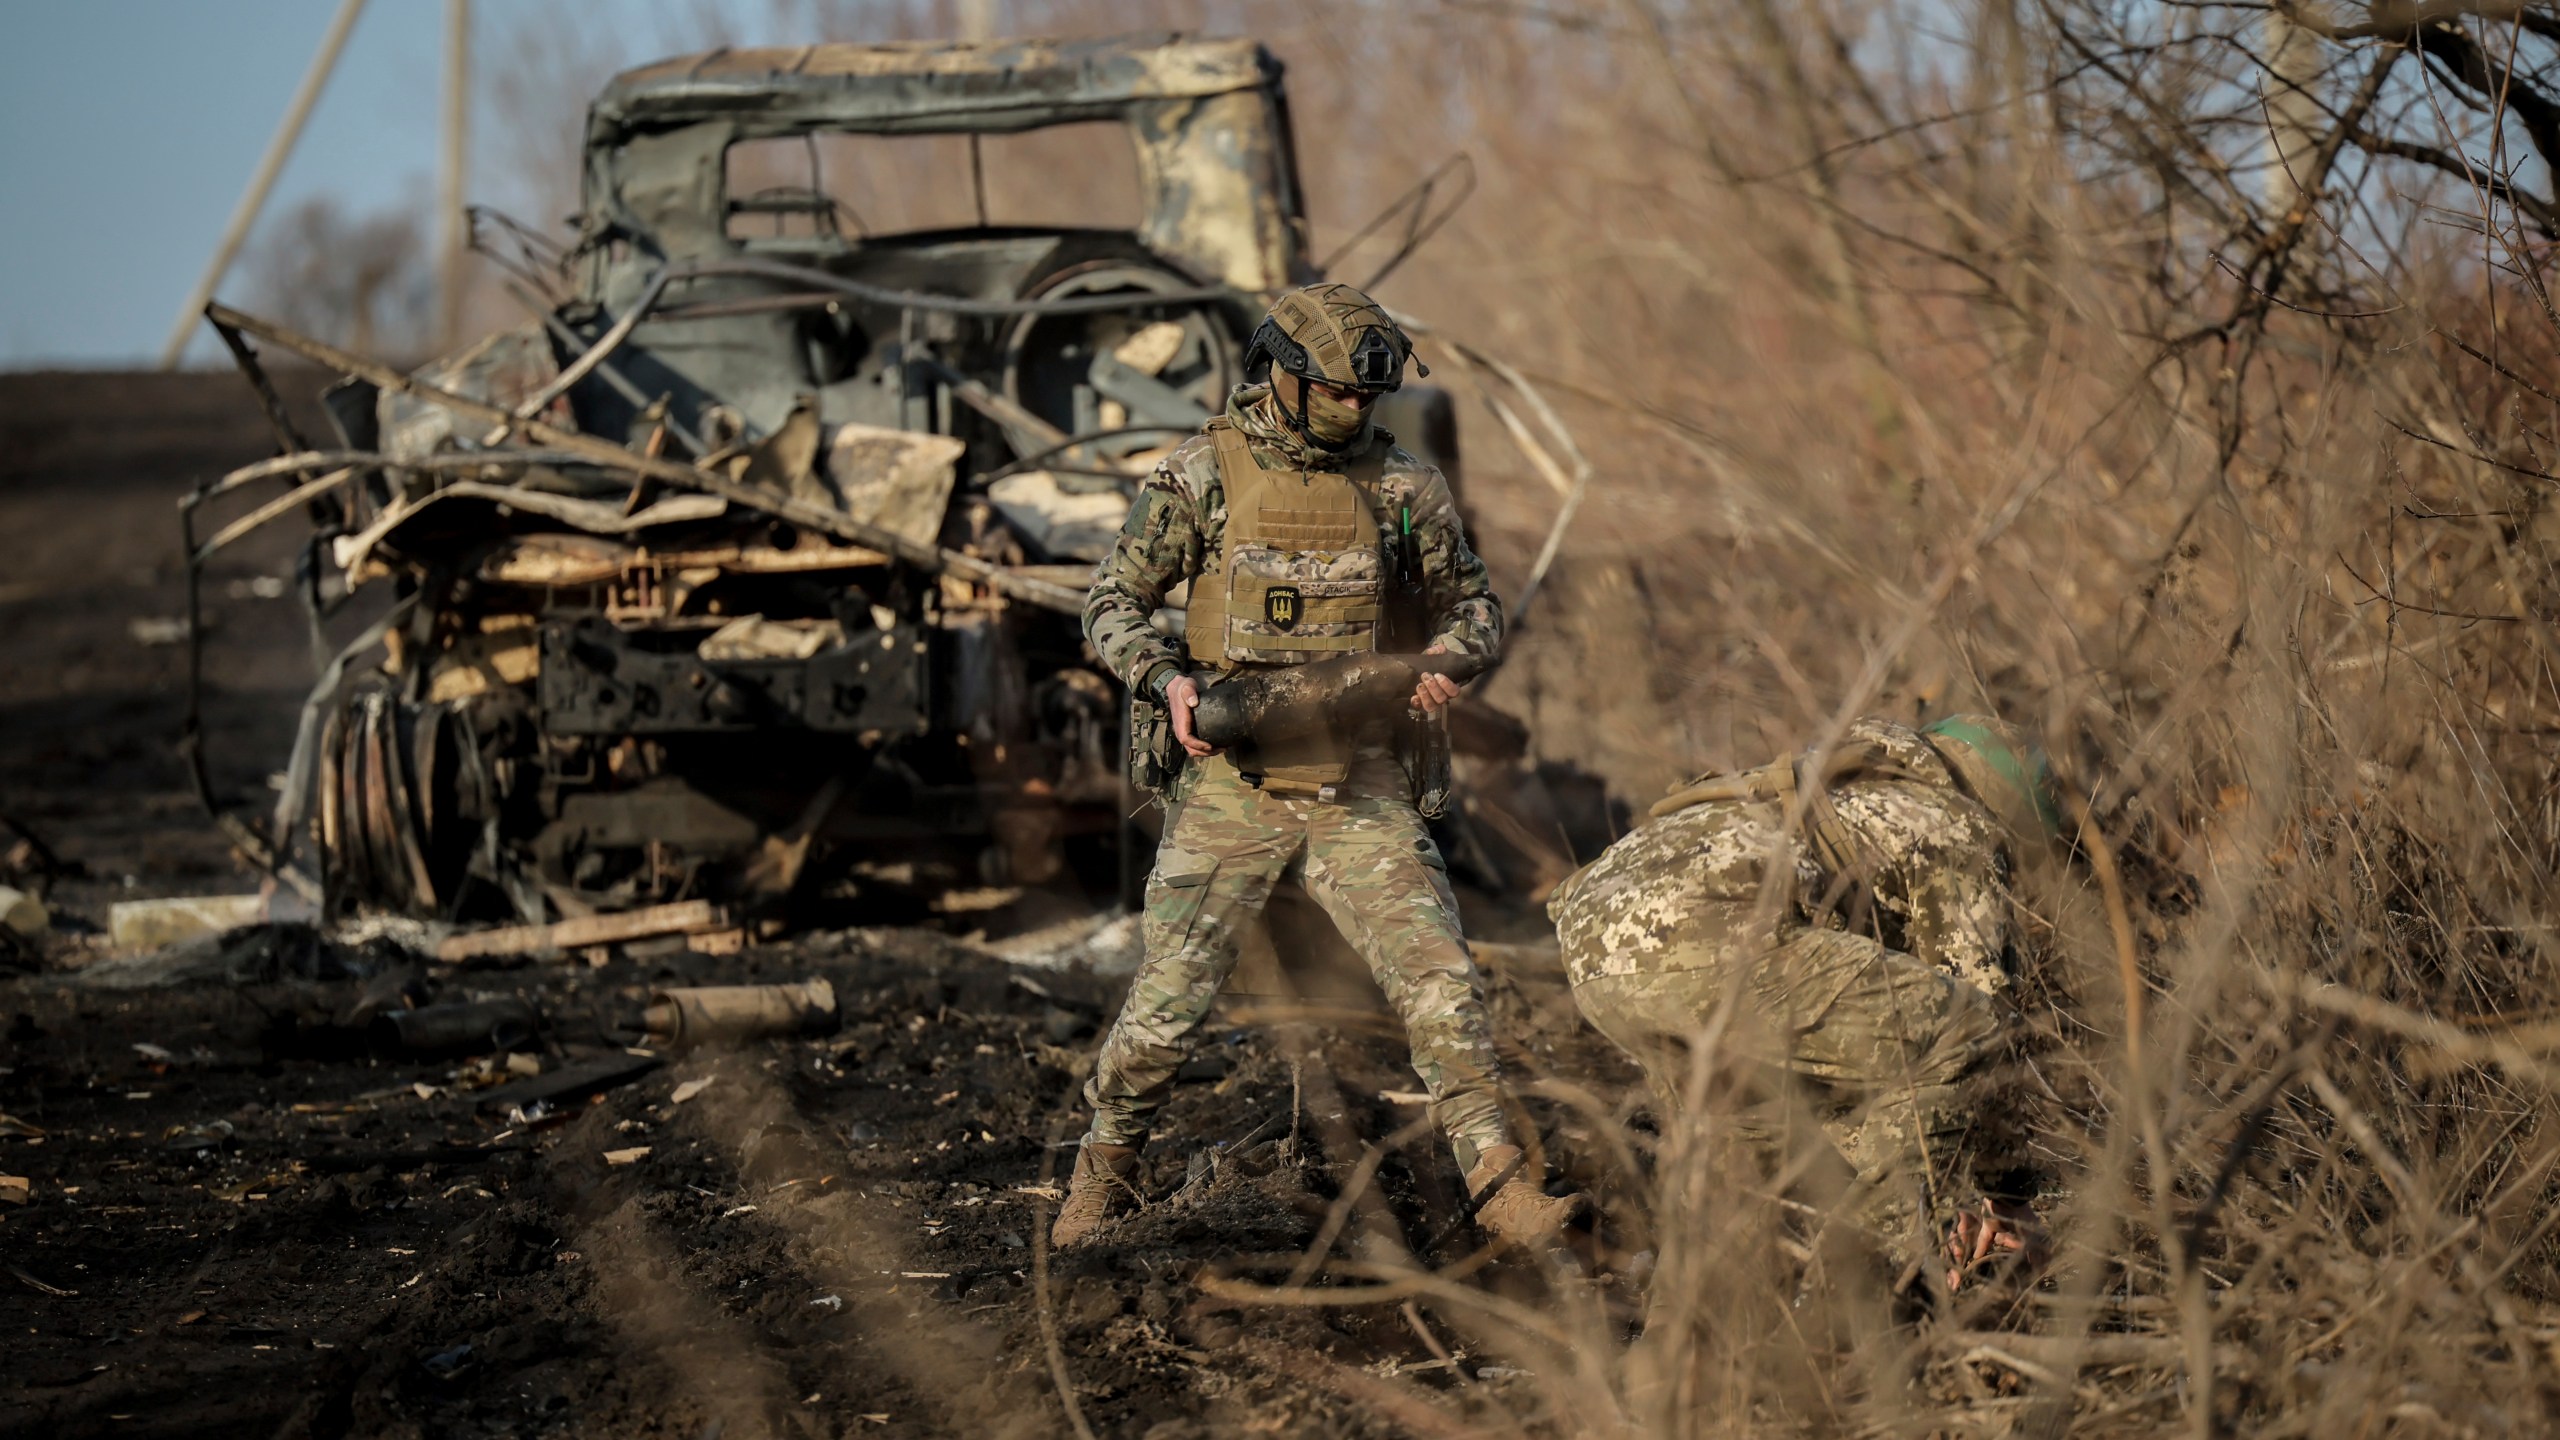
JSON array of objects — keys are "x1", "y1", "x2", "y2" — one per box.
[{"x1": 1183, "y1": 418, "x2": 1392, "y2": 793}]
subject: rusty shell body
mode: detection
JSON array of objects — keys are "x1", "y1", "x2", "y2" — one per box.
[
  {"x1": 644, "y1": 979, "x2": 841, "y2": 1050},
  {"x1": 1190, "y1": 651, "x2": 1489, "y2": 750}
]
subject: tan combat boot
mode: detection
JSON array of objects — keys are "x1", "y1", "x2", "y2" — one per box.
[
  {"x1": 1467, "y1": 1144, "x2": 1583, "y2": 1248},
  {"x1": 1050, "y1": 1142, "x2": 1142, "y2": 1249}
]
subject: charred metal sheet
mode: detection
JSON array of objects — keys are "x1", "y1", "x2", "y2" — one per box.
[
  {"x1": 381, "y1": 326, "x2": 568, "y2": 461},
  {"x1": 823, "y1": 424, "x2": 963, "y2": 551},
  {"x1": 337, "y1": 481, "x2": 729, "y2": 575},
  {"x1": 533, "y1": 617, "x2": 928, "y2": 735},
  {"x1": 591, "y1": 37, "x2": 1275, "y2": 136},
  {"x1": 582, "y1": 37, "x2": 1300, "y2": 293},
  {"x1": 1130, "y1": 89, "x2": 1298, "y2": 293},
  {"x1": 202, "y1": 303, "x2": 1089, "y2": 611}
]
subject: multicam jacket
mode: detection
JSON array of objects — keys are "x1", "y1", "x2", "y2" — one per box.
[
  {"x1": 1549, "y1": 718, "x2": 2016, "y2": 995},
  {"x1": 1084, "y1": 386, "x2": 1502, "y2": 702}
]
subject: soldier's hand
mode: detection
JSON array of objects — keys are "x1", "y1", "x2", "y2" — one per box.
[
  {"x1": 1410, "y1": 643, "x2": 1463, "y2": 714},
  {"x1": 1165, "y1": 675, "x2": 1219, "y2": 758},
  {"x1": 1944, "y1": 1197, "x2": 2049, "y2": 1292}
]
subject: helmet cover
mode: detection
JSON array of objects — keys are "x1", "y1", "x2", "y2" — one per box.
[{"x1": 1244, "y1": 282, "x2": 1424, "y2": 393}]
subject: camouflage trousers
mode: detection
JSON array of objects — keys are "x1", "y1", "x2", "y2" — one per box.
[
  {"x1": 1568, "y1": 899, "x2": 2004, "y2": 1264},
  {"x1": 1081, "y1": 754, "x2": 1511, "y2": 1169}
]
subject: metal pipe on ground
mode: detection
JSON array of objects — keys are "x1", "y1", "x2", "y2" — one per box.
[{"x1": 372, "y1": 999, "x2": 540, "y2": 1056}]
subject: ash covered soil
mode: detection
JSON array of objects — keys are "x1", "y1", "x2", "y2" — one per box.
[
  {"x1": 0, "y1": 371, "x2": 1644, "y2": 1439},
  {"x1": 0, "y1": 922, "x2": 1642, "y2": 1440}
]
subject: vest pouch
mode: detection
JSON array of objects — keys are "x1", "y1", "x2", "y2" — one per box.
[
  {"x1": 1238, "y1": 725, "x2": 1354, "y2": 795},
  {"x1": 1126, "y1": 692, "x2": 1183, "y2": 797},
  {"x1": 1399, "y1": 709, "x2": 1454, "y2": 818},
  {"x1": 1215, "y1": 545, "x2": 1383, "y2": 667}
]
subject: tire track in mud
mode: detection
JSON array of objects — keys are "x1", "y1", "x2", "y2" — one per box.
[
  {"x1": 572, "y1": 1196, "x2": 804, "y2": 1439},
  {"x1": 575, "y1": 1057, "x2": 1058, "y2": 1439}
]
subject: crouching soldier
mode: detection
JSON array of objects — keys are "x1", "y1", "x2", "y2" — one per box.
[
  {"x1": 1548, "y1": 715, "x2": 2057, "y2": 1293},
  {"x1": 1051, "y1": 282, "x2": 1578, "y2": 1250}
]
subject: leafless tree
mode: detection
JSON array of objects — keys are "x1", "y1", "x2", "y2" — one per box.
[{"x1": 242, "y1": 194, "x2": 437, "y2": 361}]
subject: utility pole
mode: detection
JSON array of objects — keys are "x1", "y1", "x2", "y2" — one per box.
[
  {"x1": 440, "y1": 0, "x2": 472, "y2": 349},
  {"x1": 157, "y1": 0, "x2": 369, "y2": 370}
]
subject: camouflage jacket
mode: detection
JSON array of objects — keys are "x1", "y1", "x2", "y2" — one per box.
[
  {"x1": 1083, "y1": 386, "x2": 1502, "y2": 699},
  {"x1": 1550, "y1": 719, "x2": 2015, "y2": 994}
]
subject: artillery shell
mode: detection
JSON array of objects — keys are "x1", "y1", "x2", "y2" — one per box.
[{"x1": 643, "y1": 979, "x2": 840, "y2": 1050}]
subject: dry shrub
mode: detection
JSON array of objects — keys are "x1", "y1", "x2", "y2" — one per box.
[
  {"x1": 1252, "y1": 5, "x2": 2560, "y2": 1432},
  {"x1": 475, "y1": 1, "x2": 2560, "y2": 1431},
  {"x1": 1392, "y1": 4, "x2": 2560, "y2": 1433}
]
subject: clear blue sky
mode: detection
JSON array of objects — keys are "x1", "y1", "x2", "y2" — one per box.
[{"x1": 0, "y1": 1, "x2": 738, "y2": 368}]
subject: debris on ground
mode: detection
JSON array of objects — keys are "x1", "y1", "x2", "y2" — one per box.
[
  {"x1": 471, "y1": 1050, "x2": 665, "y2": 1115},
  {"x1": 9, "y1": 1265, "x2": 74, "y2": 1297},
  {"x1": 0, "y1": 886, "x2": 45, "y2": 940},
  {"x1": 433, "y1": 900, "x2": 733, "y2": 965},
  {"x1": 0, "y1": 815, "x2": 73, "y2": 889},
  {"x1": 643, "y1": 979, "x2": 838, "y2": 1049},
  {"x1": 105, "y1": 893, "x2": 264, "y2": 952},
  {"x1": 67, "y1": 921, "x2": 351, "y2": 990},
  {"x1": 371, "y1": 998, "x2": 542, "y2": 1055},
  {"x1": 983, "y1": 909, "x2": 1145, "y2": 975}
]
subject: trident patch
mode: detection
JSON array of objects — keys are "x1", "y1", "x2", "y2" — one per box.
[{"x1": 1264, "y1": 585, "x2": 1302, "y2": 630}]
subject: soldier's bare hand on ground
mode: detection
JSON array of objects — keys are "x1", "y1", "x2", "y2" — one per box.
[
  {"x1": 1411, "y1": 644, "x2": 1463, "y2": 713},
  {"x1": 1165, "y1": 675, "x2": 1219, "y2": 758},
  {"x1": 1944, "y1": 1197, "x2": 2050, "y2": 1292}
]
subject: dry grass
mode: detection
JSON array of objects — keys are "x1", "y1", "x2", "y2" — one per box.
[{"x1": 457, "y1": 2, "x2": 2560, "y2": 1431}]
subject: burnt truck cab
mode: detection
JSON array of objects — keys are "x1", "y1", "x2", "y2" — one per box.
[
  {"x1": 578, "y1": 36, "x2": 1304, "y2": 444},
  {"x1": 267, "y1": 36, "x2": 1455, "y2": 922}
]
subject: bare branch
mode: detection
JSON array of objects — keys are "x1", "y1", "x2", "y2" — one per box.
[
  {"x1": 2300, "y1": 1, "x2": 2528, "y2": 43},
  {"x1": 2349, "y1": 131, "x2": 2560, "y2": 234}
]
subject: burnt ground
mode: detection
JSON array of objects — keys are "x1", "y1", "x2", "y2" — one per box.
[
  {"x1": 0, "y1": 925, "x2": 1643, "y2": 1440},
  {"x1": 0, "y1": 370, "x2": 1646, "y2": 1439}
]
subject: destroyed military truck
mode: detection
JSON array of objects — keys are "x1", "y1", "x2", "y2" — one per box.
[{"x1": 186, "y1": 35, "x2": 1483, "y2": 924}]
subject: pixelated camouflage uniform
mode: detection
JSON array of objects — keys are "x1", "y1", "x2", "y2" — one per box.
[
  {"x1": 1077, "y1": 386, "x2": 1512, "y2": 1169},
  {"x1": 1548, "y1": 719, "x2": 2014, "y2": 1261}
]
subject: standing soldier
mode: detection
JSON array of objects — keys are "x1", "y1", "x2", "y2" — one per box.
[
  {"x1": 1548, "y1": 715, "x2": 2058, "y2": 1293},
  {"x1": 1053, "y1": 283, "x2": 1576, "y2": 1250}
]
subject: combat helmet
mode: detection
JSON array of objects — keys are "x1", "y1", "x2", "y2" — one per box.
[
  {"x1": 1922, "y1": 715, "x2": 2064, "y2": 843},
  {"x1": 1244, "y1": 281, "x2": 1426, "y2": 396}
]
